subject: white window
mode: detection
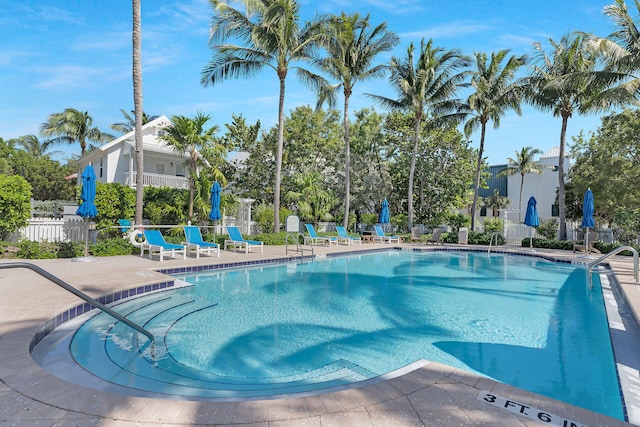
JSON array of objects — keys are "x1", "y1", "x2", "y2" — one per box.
[{"x1": 155, "y1": 163, "x2": 165, "y2": 174}]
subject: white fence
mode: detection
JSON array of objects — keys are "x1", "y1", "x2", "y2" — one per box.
[{"x1": 9, "y1": 218, "x2": 88, "y2": 243}]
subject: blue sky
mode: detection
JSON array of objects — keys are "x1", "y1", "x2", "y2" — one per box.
[{"x1": 0, "y1": 0, "x2": 623, "y2": 164}]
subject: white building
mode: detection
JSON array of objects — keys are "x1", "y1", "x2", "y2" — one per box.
[{"x1": 76, "y1": 115, "x2": 189, "y2": 189}]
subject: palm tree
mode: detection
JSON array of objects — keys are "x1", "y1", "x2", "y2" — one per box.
[
  {"x1": 483, "y1": 189, "x2": 510, "y2": 218},
  {"x1": 497, "y1": 146, "x2": 545, "y2": 220},
  {"x1": 40, "y1": 108, "x2": 114, "y2": 155},
  {"x1": 285, "y1": 172, "x2": 336, "y2": 225},
  {"x1": 159, "y1": 112, "x2": 220, "y2": 221},
  {"x1": 12, "y1": 134, "x2": 63, "y2": 158},
  {"x1": 464, "y1": 50, "x2": 527, "y2": 232},
  {"x1": 132, "y1": 0, "x2": 144, "y2": 226},
  {"x1": 317, "y1": 13, "x2": 398, "y2": 229},
  {"x1": 367, "y1": 39, "x2": 470, "y2": 230},
  {"x1": 201, "y1": 0, "x2": 329, "y2": 233},
  {"x1": 111, "y1": 109, "x2": 158, "y2": 134},
  {"x1": 526, "y1": 33, "x2": 631, "y2": 240}
]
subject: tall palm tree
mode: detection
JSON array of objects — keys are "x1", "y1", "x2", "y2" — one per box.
[
  {"x1": 201, "y1": 0, "x2": 329, "y2": 233},
  {"x1": 497, "y1": 146, "x2": 544, "y2": 221},
  {"x1": 111, "y1": 109, "x2": 158, "y2": 134},
  {"x1": 464, "y1": 50, "x2": 527, "y2": 231},
  {"x1": 12, "y1": 134, "x2": 63, "y2": 158},
  {"x1": 317, "y1": 13, "x2": 398, "y2": 229},
  {"x1": 526, "y1": 33, "x2": 631, "y2": 240},
  {"x1": 159, "y1": 112, "x2": 220, "y2": 221},
  {"x1": 367, "y1": 39, "x2": 470, "y2": 229},
  {"x1": 132, "y1": 0, "x2": 144, "y2": 226},
  {"x1": 40, "y1": 108, "x2": 114, "y2": 155}
]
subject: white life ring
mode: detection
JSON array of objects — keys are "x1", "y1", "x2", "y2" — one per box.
[{"x1": 129, "y1": 228, "x2": 146, "y2": 247}]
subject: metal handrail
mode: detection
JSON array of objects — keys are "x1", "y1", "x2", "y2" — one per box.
[
  {"x1": 488, "y1": 232, "x2": 499, "y2": 253},
  {"x1": 0, "y1": 262, "x2": 154, "y2": 342},
  {"x1": 285, "y1": 233, "x2": 314, "y2": 258},
  {"x1": 586, "y1": 246, "x2": 639, "y2": 288}
]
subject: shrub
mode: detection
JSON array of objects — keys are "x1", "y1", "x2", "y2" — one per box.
[
  {"x1": 16, "y1": 240, "x2": 59, "y2": 259},
  {"x1": 90, "y1": 238, "x2": 137, "y2": 256},
  {"x1": 57, "y1": 241, "x2": 83, "y2": 258},
  {"x1": 447, "y1": 213, "x2": 469, "y2": 232},
  {"x1": 483, "y1": 218, "x2": 503, "y2": 233},
  {"x1": 537, "y1": 218, "x2": 558, "y2": 240},
  {"x1": 360, "y1": 213, "x2": 378, "y2": 226},
  {"x1": 0, "y1": 175, "x2": 32, "y2": 240}
]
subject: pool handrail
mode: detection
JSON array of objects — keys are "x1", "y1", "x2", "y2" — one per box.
[
  {"x1": 587, "y1": 246, "x2": 639, "y2": 288},
  {"x1": 0, "y1": 262, "x2": 155, "y2": 342}
]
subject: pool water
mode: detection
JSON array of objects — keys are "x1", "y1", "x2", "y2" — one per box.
[{"x1": 68, "y1": 251, "x2": 622, "y2": 419}]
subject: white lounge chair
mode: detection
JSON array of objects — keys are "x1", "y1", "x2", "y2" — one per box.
[
  {"x1": 336, "y1": 226, "x2": 362, "y2": 246},
  {"x1": 184, "y1": 226, "x2": 220, "y2": 258},
  {"x1": 224, "y1": 226, "x2": 263, "y2": 253},
  {"x1": 141, "y1": 229, "x2": 186, "y2": 261},
  {"x1": 304, "y1": 224, "x2": 338, "y2": 246}
]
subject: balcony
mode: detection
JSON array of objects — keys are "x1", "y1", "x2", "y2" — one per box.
[{"x1": 125, "y1": 172, "x2": 189, "y2": 189}]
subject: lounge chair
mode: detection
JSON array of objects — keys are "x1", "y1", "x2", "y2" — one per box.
[
  {"x1": 141, "y1": 229, "x2": 186, "y2": 261},
  {"x1": 335, "y1": 226, "x2": 362, "y2": 246},
  {"x1": 426, "y1": 228, "x2": 442, "y2": 245},
  {"x1": 304, "y1": 224, "x2": 338, "y2": 246},
  {"x1": 573, "y1": 231, "x2": 601, "y2": 254},
  {"x1": 373, "y1": 225, "x2": 400, "y2": 244},
  {"x1": 183, "y1": 225, "x2": 220, "y2": 258},
  {"x1": 410, "y1": 227, "x2": 423, "y2": 244},
  {"x1": 224, "y1": 226, "x2": 264, "y2": 253},
  {"x1": 118, "y1": 219, "x2": 131, "y2": 236}
]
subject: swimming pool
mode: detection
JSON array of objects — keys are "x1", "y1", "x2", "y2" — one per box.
[{"x1": 35, "y1": 250, "x2": 623, "y2": 419}]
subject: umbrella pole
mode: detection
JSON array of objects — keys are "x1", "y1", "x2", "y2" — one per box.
[
  {"x1": 585, "y1": 227, "x2": 589, "y2": 254},
  {"x1": 84, "y1": 218, "x2": 89, "y2": 257},
  {"x1": 530, "y1": 227, "x2": 533, "y2": 248}
]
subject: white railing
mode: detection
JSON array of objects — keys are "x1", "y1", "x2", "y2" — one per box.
[
  {"x1": 125, "y1": 172, "x2": 189, "y2": 189},
  {"x1": 10, "y1": 218, "x2": 88, "y2": 243}
]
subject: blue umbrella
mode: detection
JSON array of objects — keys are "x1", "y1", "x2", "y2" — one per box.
[
  {"x1": 524, "y1": 196, "x2": 539, "y2": 248},
  {"x1": 76, "y1": 165, "x2": 98, "y2": 218},
  {"x1": 209, "y1": 181, "x2": 222, "y2": 221},
  {"x1": 582, "y1": 188, "x2": 595, "y2": 252},
  {"x1": 379, "y1": 198, "x2": 390, "y2": 224},
  {"x1": 75, "y1": 165, "x2": 98, "y2": 260}
]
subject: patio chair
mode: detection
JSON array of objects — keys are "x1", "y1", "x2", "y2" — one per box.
[
  {"x1": 118, "y1": 219, "x2": 131, "y2": 237},
  {"x1": 573, "y1": 231, "x2": 601, "y2": 254},
  {"x1": 141, "y1": 229, "x2": 186, "y2": 261},
  {"x1": 373, "y1": 225, "x2": 400, "y2": 244},
  {"x1": 183, "y1": 226, "x2": 220, "y2": 258},
  {"x1": 410, "y1": 227, "x2": 423, "y2": 244},
  {"x1": 224, "y1": 226, "x2": 263, "y2": 253},
  {"x1": 335, "y1": 226, "x2": 362, "y2": 246},
  {"x1": 304, "y1": 224, "x2": 338, "y2": 246},
  {"x1": 426, "y1": 228, "x2": 442, "y2": 245}
]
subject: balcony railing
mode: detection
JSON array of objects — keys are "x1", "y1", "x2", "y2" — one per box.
[{"x1": 126, "y1": 172, "x2": 189, "y2": 189}]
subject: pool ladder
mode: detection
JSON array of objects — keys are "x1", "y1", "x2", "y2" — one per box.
[
  {"x1": 585, "y1": 246, "x2": 639, "y2": 289},
  {"x1": 285, "y1": 233, "x2": 314, "y2": 259},
  {"x1": 0, "y1": 262, "x2": 155, "y2": 342}
]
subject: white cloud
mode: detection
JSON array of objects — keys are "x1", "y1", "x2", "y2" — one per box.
[
  {"x1": 33, "y1": 65, "x2": 109, "y2": 90},
  {"x1": 401, "y1": 22, "x2": 491, "y2": 40}
]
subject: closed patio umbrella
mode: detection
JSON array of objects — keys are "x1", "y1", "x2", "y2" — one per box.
[
  {"x1": 582, "y1": 188, "x2": 595, "y2": 252},
  {"x1": 379, "y1": 198, "x2": 390, "y2": 224},
  {"x1": 73, "y1": 165, "x2": 98, "y2": 262},
  {"x1": 524, "y1": 196, "x2": 539, "y2": 248},
  {"x1": 209, "y1": 181, "x2": 222, "y2": 241}
]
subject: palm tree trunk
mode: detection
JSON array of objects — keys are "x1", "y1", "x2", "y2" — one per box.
[
  {"x1": 470, "y1": 122, "x2": 487, "y2": 231},
  {"x1": 407, "y1": 114, "x2": 421, "y2": 230},
  {"x1": 519, "y1": 173, "x2": 524, "y2": 222},
  {"x1": 558, "y1": 114, "x2": 569, "y2": 240},
  {"x1": 273, "y1": 74, "x2": 286, "y2": 233},
  {"x1": 343, "y1": 94, "x2": 351, "y2": 229},
  {"x1": 132, "y1": 0, "x2": 144, "y2": 226}
]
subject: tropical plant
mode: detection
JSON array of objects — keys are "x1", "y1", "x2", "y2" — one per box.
[
  {"x1": 201, "y1": 0, "x2": 330, "y2": 233},
  {"x1": 40, "y1": 108, "x2": 114, "y2": 155},
  {"x1": 317, "y1": 12, "x2": 398, "y2": 228},
  {"x1": 133, "y1": 0, "x2": 145, "y2": 226},
  {"x1": 159, "y1": 112, "x2": 221, "y2": 221},
  {"x1": 285, "y1": 172, "x2": 336, "y2": 225},
  {"x1": 464, "y1": 50, "x2": 527, "y2": 231},
  {"x1": 526, "y1": 33, "x2": 631, "y2": 239},
  {"x1": 367, "y1": 38, "x2": 470, "y2": 230},
  {"x1": 12, "y1": 134, "x2": 63, "y2": 158},
  {"x1": 110, "y1": 109, "x2": 158, "y2": 134},
  {"x1": 497, "y1": 146, "x2": 545, "y2": 220},
  {"x1": 482, "y1": 189, "x2": 510, "y2": 217}
]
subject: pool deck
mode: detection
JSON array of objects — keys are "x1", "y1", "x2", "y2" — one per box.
[{"x1": 1, "y1": 242, "x2": 640, "y2": 426}]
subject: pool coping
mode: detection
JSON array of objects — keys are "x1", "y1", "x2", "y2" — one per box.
[{"x1": 1, "y1": 243, "x2": 638, "y2": 426}]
